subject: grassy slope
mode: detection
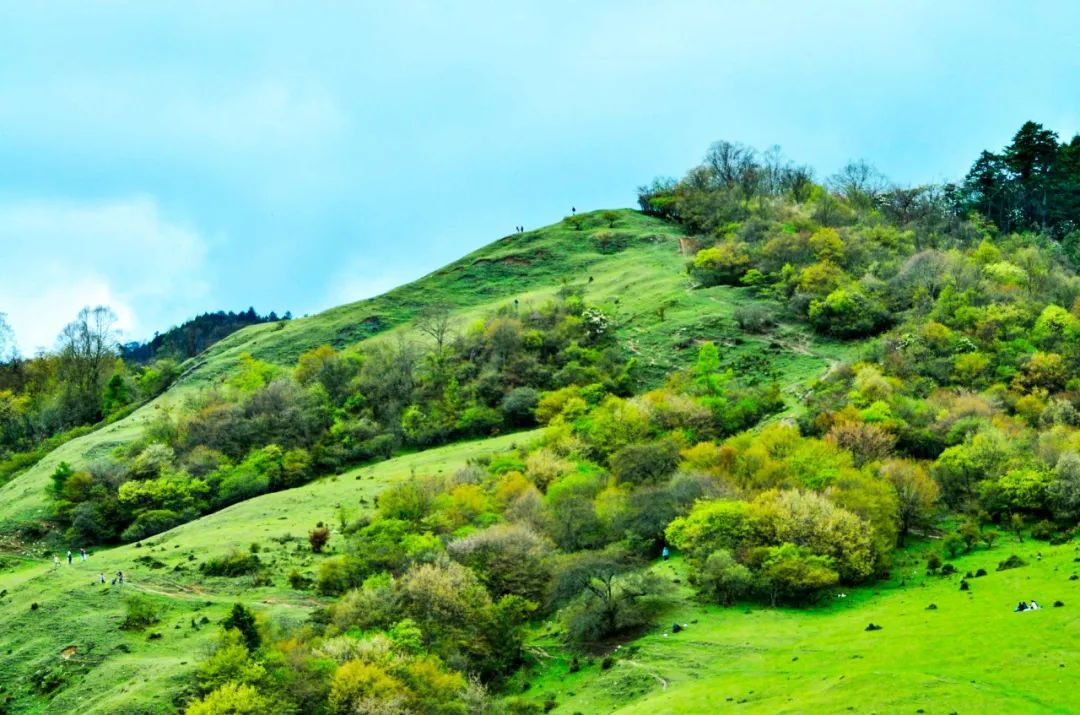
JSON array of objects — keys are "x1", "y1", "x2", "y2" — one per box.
[
  {"x1": 522, "y1": 537, "x2": 1080, "y2": 714},
  {"x1": 0, "y1": 209, "x2": 849, "y2": 527},
  {"x1": 0, "y1": 432, "x2": 533, "y2": 714}
]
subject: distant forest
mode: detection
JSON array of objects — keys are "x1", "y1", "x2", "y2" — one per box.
[{"x1": 120, "y1": 308, "x2": 289, "y2": 363}]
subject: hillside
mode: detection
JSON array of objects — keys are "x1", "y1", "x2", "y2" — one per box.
[
  {"x1": 522, "y1": 534, "x2": 1080, "y2": 713},
  {"x1": 0, "y1": 209, "x2": 851, "y2": 713},
  {"x1": 0, "y1": 209, "x2": 845, "y2": 529},
  {"x1": 4, "y1": 122, "x2": 1079, "y2": 714}
]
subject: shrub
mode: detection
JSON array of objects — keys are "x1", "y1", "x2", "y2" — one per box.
[
  {"x1": 287, "y1": 569, "x2": 312, "y2": 590},
  {"x1": 609, "y1": 440, "x2": 681, "y2": 485},
  {"x1": 689, "y1": 242, "x2": 752, "y2": 286},
  {"x1": 120, "y1": 595, "x2": 160, "y2": 631},
  {"x1": 925, "y1": 553, "x2": 942, "y2": 574},
  {"x1": 120, "y1": 509, "x2": 187, "y2": 543},
  {"x1": 317, "y1": 555, "x2": 366, "y2": 595},
  {"x1": 501, "y1": 387, "x2": 541, "y2": 427},
  {"x1": 808, "y1": 287, "x2": 890, "y2": 337},
  {"x1": 733, "y1": 304, "x2": 774, "y2": 333},
  {"x1": 1031, "y1": 519, "x2": 1056, "y2": 541},
  {"x1": 996, "y1": 554, "x2": 1028, "y2": 572},
  {"x1": 200, "y1": 550, "x2": 262, "y2": 577},
  {"x1": 309, "y1": 524, "x2": 331, "y2": 553}
]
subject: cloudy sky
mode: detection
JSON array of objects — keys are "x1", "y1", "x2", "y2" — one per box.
[{"x1": 1, "y1": 1, "x2": 1077, "y2": 353}]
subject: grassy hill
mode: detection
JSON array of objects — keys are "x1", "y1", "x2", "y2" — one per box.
[
  {"x1": 0, "y1": 432, "x2": 532, "y2": 714},
  {"x1": 0, "y1": 209, "x2": 854, "y2": 713},
  {"x1": 520, "y1": 535, "x2": 1080, "y2": 714},
  {"x1": 0, "y1": 210, "x2": 848, "y2": 529}
]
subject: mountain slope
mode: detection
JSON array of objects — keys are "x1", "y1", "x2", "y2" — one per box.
[
  {"x1": 0, "y1": 209, "x2": 854, "y2": 713},
  {"x1": 0, "y1": 209, "x2": 848, "y2": 529}
]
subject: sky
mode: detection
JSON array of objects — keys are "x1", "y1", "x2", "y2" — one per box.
[{"x1": 0, "y1": 1, "x2": 1078, "y2": 354}]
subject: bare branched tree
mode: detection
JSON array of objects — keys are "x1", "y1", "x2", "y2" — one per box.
[
  {"x1": 0, "y1": 312, "x2": 14, "y2": 361},
  {"x1": 414, "y1": 303, "x2": 455, "y2": 352},
  {"x1": 56, "y1": 306, "x2": 118, "y2": 419}
]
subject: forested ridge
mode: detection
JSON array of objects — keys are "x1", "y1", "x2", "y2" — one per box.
[{"x1": 4, "y1": 121, "x2": 1080, "y2": 714}]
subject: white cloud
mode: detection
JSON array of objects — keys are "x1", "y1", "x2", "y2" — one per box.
[{"x1": 0, "y1": 197, "x2": 210, "y2": 354}]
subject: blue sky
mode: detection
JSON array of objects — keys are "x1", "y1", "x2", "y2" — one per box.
[{"x1": 1, "y1": 1, "x2": 1077, "y2": 353}]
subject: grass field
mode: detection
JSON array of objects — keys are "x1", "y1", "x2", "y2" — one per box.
[{"x1": 518, "y1": 536, "x2": 1080, "y2": 714}]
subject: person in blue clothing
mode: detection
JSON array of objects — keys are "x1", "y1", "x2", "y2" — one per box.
[{"x1": 661, "y1": 546, "x2": 670, "y2": 561}]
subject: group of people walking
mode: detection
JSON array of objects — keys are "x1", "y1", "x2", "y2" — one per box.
[
  {"x1": 51, "y1": 548, "x2": 126, "y2": 586},
  {"x1": 52, "y1": 548, "x2": 88, "y2": 568}
]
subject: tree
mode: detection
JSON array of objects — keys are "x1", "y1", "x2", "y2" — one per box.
[
  {"x1": 186, "y1": 682, "x2": 272, "y2": 715},
  {"x1": 328, "y1": 661, "x2": 408, "y2": 715},
  {"x1": 56, "y1": 305, "x2": 118, "y2": 424},
  {"x1": 447, "y1": 523, "x2": 552, "y2": 602},
  {"x1": 828, "y1": 160, "x2": 887, "y2": 210},
  {"x1": 196, "y1": 629, "x2": 266, "y2": 695},
  {"x1": 414, "y1": 303, "x2": 455, "y2": 353},
  {"x1": 881, "y1": 460, "x2": 939, "y2": 545},
  {"x1": 609, "y1": 440, "x2": 680, "y2": 485},
  {"x1": 704, "y1": 140, "x2": 761, "y2": 199},
  {"x1": 0, "y1": 312, "x2": 15, "y2": 361},
  {"x1": 666, "y1": 500, "x2": 754, "y2": 564},
  {"x1": 698, "y1": 549, "x2": 754, "y2": 605},
  {"x1": 759, "y1": 543, "x2": 839, "y2": 606},
  {"x1": 1049, "y1": 452, "x2": 1080, "y2": 522},
  {"x1": 222, "y1": 603, "x2": 261, "y2": 651},
  {"x1": 601, "y1": 210, "x2": 620, "y2": 228},
  {"x1": 550, "y1": 548, "x2": 667, "y2": 642}
]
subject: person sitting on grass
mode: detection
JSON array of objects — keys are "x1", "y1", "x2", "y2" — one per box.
[
  {"x1": 1029, "y1": 599, "x2": 1040, "y2": 610},
  {"x1": 1014, "y1": 601, "x2": 1028, "y2": 612}
]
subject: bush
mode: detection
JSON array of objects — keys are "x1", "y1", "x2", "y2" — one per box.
[
  {"x1": 200, "y1": 550, "x2": 262, "y2": 577},
  {"x1": 120, "y1": 509, "x2": 189, "y2": 543},
  {"x1": 500, "y1": 388, "x2": 541, "y2": 427},
  {"x1": 1031, "y1": 519, "x2": 1057, "y2": 541},
  {"x1": 120, "y1": 596, "x2": 160, "y2": 631},
  {"x1": 808, "y1": 287, "x2": 890, "y2": 337},
  {"x1": 689, "y1": 243, "x2": 752, "y2": 286},
  {"x1": 317, "y1": 555, "x2": 366, "y2": 595},
  {"x1": 996, "y1": 554, "x2": 1028, "y2": 572},
  {"x1": 609, "y1": 440, "x2": 680, "y2": 486},
  {"x1": 287, "y1": 569, "x2": 312, "y2": 590},
  {"x1": 925, "y1": 553, "x2": 942, "y2": 574},
  {"x1": 733, "y1": 304, "x2": 774, "y2": 333},
  {"x1": 309, "y1": 524, "x2": 331, "y2": 553}
]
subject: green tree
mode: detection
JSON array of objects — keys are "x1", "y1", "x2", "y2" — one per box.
[
  {"x1": 221, "y1": 603, "x2": 260, "y2": 652},
  {"x1": 758, "y1": 543, "x2": 839, "y2": 606},
  {"x1": 186, "y1": 682, "x2": 273, "y2": 715}
]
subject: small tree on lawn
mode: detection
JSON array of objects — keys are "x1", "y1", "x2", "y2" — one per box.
[{"x1": 309, "y1": 523, "x2": 330, "y2": 553}]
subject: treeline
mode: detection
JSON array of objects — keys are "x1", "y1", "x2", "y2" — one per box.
[
  {"x1": 0, "y1": 307, "x2": 178, "y2": 486},
  {"x1": 120, "y1": 307, "x2": 287, "y2": 364},
  {"x1": 640, "y1": 121, "x2": 1080, "y2": 256},
  {"x1": 48, "y1": 289, "x2": 636, "y2": 544}
]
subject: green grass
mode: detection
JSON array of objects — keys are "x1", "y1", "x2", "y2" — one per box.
[{"x1": 518, "y1": 537, "x2": 1080, "y2": 714}]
